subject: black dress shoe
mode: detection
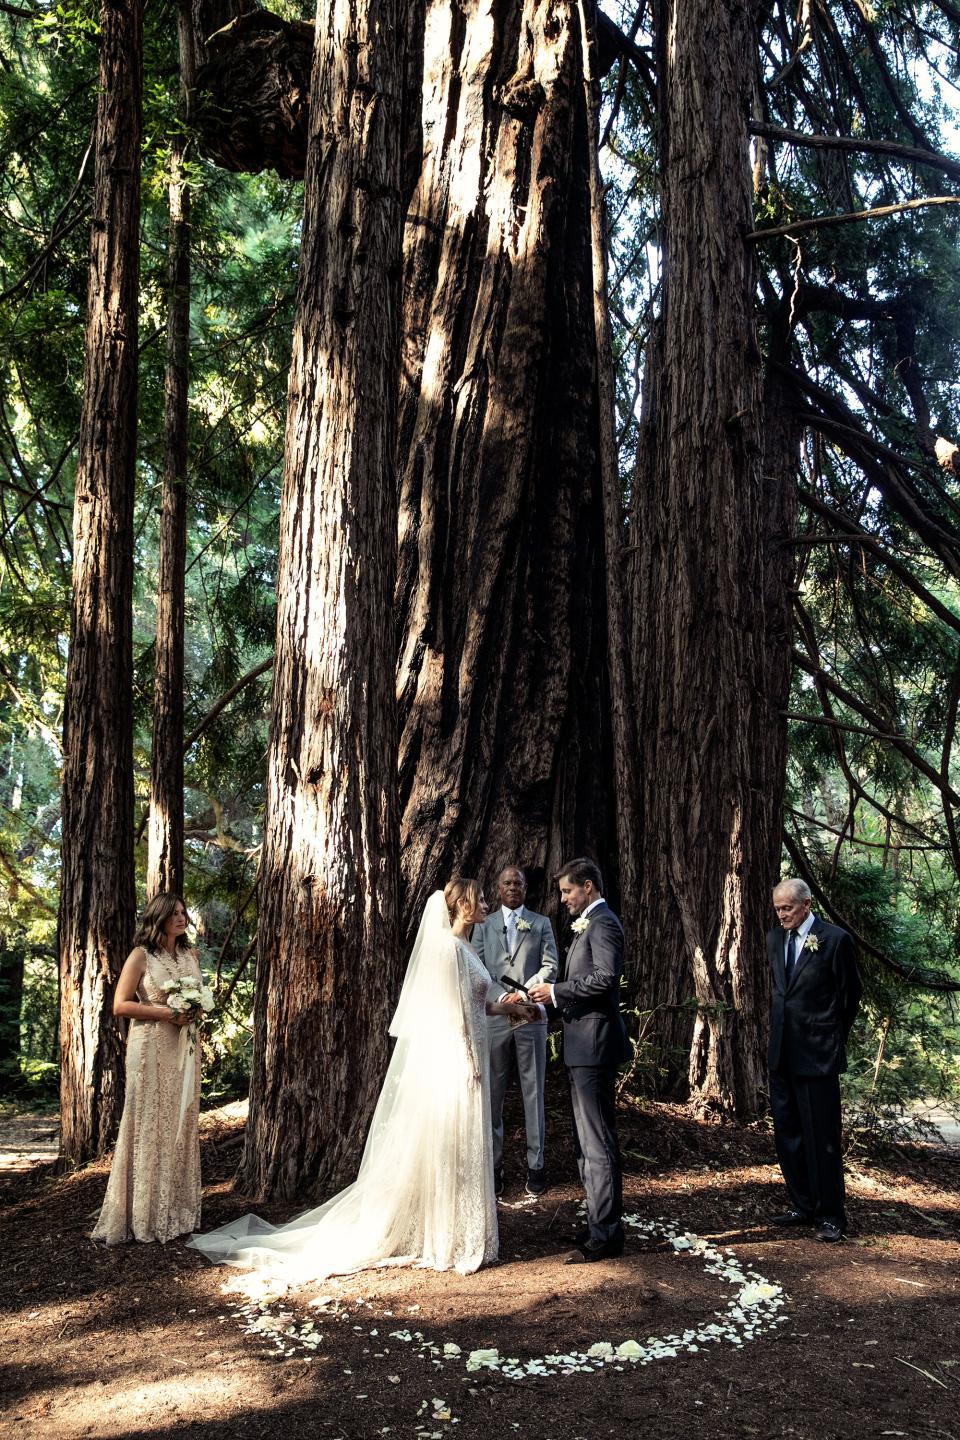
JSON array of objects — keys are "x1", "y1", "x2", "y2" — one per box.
[
  {"x1": 815, "y1": 1219, "x2": 845, "y2": 1243},
  {"x1": 525, "y1": 1167, "x2": 547, "y2": 1197},
  {"x1": 494, "y1": 1167, "x2": 504, "y2": 1198},
  {"x1": 770, "y1": 1208, "x2": 814, "y2": 1227},
  {"x1": 565, "y1": 1235, "x2": 625, "y2": 1264}
]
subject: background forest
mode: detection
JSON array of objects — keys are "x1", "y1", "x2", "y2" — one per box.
[{"x1": 1, "y1": 0, "x2": 960, "y2": 1186}]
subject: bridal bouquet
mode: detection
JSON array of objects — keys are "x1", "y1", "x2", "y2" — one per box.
[{"x1": 161, "y1": 976, "x2": 215, "y2": 1050}]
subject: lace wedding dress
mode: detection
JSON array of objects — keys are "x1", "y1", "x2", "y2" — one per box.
[
  {"x1": 187, "y1": 893, "x2": 498, "y2": 1282},
  {"x1": 92, "y1": 947, "x2": 203, "y2": 1244}
]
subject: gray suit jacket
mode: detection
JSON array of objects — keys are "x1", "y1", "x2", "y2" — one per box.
[{"x1": 472, "y1": 906, "x2": 559, "y2": 999}]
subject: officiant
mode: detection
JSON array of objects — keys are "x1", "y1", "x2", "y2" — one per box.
[{"x1": 473, "y1": 865, "x2": 558, "y2": 1197}]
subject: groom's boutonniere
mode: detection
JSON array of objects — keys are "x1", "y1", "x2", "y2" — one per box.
[
  {"x1": 804, "y1": 934, "x2": 819, "y2": 952},
  {"x1": 571, "y1": 916, "x2": 589, "y2": 936},
  {"x1": 516, "y1": 917, "x2": 532, "y2": 933}
]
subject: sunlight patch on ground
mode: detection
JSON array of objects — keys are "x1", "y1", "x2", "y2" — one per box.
[{"x1": 51, "y1": 1367, "x2": 306, "y2": 1437}]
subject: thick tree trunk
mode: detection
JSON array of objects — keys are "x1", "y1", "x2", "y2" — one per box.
[
  {"x1": 58, "y1": 0, "x2": 142, "y2": 1163},
  {"x1": 237, "y1": 0, "x2": 411, "y2": 1201},
  {"x1": 190, "y1": 2, "x2": 619, "y2": 930},
  {"x1": 148, "y1": 0, "x2": 197, "y2": 900},
  {"x1": 394, "y1": 0, "x2": 616, "y2": 934},
  {"x1": 629, "y1": 0, "x2": 773, "y2": 1118}
]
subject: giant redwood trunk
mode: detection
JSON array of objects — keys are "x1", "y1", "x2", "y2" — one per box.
[
  {"x1": 58, "y1": 0, "x2": 142, "y2": 1163},
  {"x1": 394, "y1": 0, "x2": 616, "y2": 934},
  {"x1": 629, "y1": 0, "x2": 775, "y2": 1117},
  {"x1": 148, "y1": 0, "x2": 197, "y2": 900},
  {"x1": 192, "y1": 2, "x2": 619, "y2": 932},
  {"x1": 237, "y1": 0, "x2": 412, "y2": 1201}
]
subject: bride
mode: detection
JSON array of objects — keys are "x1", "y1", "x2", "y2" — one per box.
[{"x1": 188, "y1": 878, "x2": 539, "y2": 1282}]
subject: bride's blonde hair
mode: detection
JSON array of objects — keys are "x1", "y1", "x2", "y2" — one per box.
[{"x1": 444, "y1": 876, "x2": 482, "y2": 923}]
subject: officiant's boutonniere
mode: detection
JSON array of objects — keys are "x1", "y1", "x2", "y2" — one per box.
[
  {"x1": 804, "y1": 934, "x2": 819, "y2": 952},
  {"x1": 571, "y1": 916, "x2": 590, "y2": 935},
  {"x1": 516, "y1": 917, "x2": 532, "y2": 932}
]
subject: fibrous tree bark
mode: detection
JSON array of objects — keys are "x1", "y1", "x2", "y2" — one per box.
[
  {"x1": 394, "y1": 0, "x2": 617, "y2": 934},
  {"x1": 148, "y1": 0, "x2": 198, "y2": 900},
  {"x1": 58, "y1": 0, "x2": 142, "y2": 1163},
  {"x1": 192, "y1": 3, "x2": 620, "y2": 934},
  {"x1": 237, "y1": 0, "x2": 413, "y2": 1201},
  {"x1": 629, "y1": 0, "x2": 779, "y2": 1118}
]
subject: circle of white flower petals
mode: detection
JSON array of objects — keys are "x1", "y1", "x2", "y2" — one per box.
[{"x1": 220, "y1": 1214, "x2": 788, "y2": 1384}]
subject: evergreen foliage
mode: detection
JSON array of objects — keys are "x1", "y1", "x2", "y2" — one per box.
[{"x1": 0, "y1": 0, "x2": 958, "y2": 1127}]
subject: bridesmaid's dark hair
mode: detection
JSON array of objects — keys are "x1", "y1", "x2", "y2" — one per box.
[
  {"x1": 133, "y1": 892, "x2": 192, "y2": 954},
  {"x1": 444, "y1": 877, "x2": 483, "y2": 924}
]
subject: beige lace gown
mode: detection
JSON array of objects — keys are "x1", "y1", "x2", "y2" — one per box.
[{"x1": 92, "y1": 947, "x2": 202, "y2": 1244}]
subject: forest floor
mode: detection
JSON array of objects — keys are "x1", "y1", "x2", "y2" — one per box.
[{"x1": 1, "y1": 1090, "x2": 958, "y2": 1440}]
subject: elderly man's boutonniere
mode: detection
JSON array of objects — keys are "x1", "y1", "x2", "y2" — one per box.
[
  {"x1": 571, "y1": 916, "x2": 590, "y2": 936},
  {"x1": 516, "y1": 917, "x2": 532, "y2": 932},
  {"x1": 804, "y1": 934, "x2": 819, "y2": 952}
]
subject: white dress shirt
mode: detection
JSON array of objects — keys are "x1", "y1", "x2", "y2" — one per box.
[{"x1": 785, "y1": 910, "x2": 816, "y2": 967}]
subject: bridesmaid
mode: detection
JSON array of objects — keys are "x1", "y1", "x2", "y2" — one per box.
[{"x1": 92, "y1": 893, "x2": 204, "y2": 1244}]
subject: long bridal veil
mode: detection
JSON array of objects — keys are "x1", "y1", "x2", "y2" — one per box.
[{"x1": 187, "y1": 891, "x2": 496, "y2": 1283}]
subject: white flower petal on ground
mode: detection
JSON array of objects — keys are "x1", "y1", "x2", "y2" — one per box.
[{"x1": 465, "y1": 1348, "x2": 500, "y2": 1372}]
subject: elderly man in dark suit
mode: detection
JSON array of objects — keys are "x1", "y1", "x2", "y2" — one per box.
[
  {"x1": 767, "y1": 877, "x2": 862, "y2": 1243},
  {"x1": 472, "y1": 865, "x2": 558, "y2": 1197},
  {"x1": 529, "y1": 856, "x2": 631, "y2": 1263}
]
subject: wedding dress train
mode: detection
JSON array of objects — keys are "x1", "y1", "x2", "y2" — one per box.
[{"x1": 187, "y1": 893, "x2": 498, "y2": 1282}]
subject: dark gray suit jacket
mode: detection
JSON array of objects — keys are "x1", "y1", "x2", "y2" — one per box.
[
  {"x1": 767, "y1": 917, "x2": 862, "y2": 1077},
  {"x1": 472, "y1": 906, "x2": 558, "y2": 997},
  {"x1": 553, "y1": 901, "x2": 631, "y2": 1068}
]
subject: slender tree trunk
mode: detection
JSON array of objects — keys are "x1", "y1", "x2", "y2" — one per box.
[
  {"x1": 148, "y1": 0, "x2": 197, "y2": 900},
  {"x1": 575, "y1": 0, "x2": 641, "y2": 937},
  {"x1": 58, "y1": 0, "x2": 142, "y2": 1163},
  {"x1": 237, "y1": 0, "x2": 412, "y2": 1201},
  {"x1": 0, "y1": 937, "x2": 25, "y2": 1092},
  {"x1": 630, "y1": 0, "x2": 772, "y2": 1118},
  {"x1": 395, "y1": 0, "x2": 616, "y2": 935}
]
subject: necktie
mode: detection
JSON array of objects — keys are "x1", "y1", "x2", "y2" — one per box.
[
  {"x1": 506, "y1": 910, "x2": 518, "y2": 955},
  {"x1": 785, "y1": 928, "x2": 798, "y2": 979}
]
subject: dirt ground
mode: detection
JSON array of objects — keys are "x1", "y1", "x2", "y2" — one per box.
[{"x1": 1, "y1": 1090, "x2": 958, "y2": 1440}]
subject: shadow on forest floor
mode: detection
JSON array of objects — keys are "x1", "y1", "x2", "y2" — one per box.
[{"x1": 0, "y1": 1096, "x2": 958, "y2": 1440}]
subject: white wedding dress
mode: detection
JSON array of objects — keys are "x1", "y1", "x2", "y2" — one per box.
[{"x1": 187, "y1": 893, "x2": 498, "y2": 1282}]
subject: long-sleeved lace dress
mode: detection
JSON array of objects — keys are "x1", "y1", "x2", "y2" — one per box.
[{"x1": 187, "y1": 915, "x2": 498, "y2": 1283}]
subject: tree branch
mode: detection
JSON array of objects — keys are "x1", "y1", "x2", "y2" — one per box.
[
  {"x1": 749, "y1": 121, "x2": 960, "y2": 182},
  {"x1": 792, "y1": 651, "x2": 960, "y2": 804},
  {"x1": 785, "y1": 804, "x2": 946, "y2": 852},
  {"x1": 795, "y1": 484, "x2": 960, "y2": 639},
  {"x1": 784, "y1": 710, "x2": 917, "y2": 743},
  {"x1": 783, "y1": 828, "x2": 960, "y2": 991},
  {"x1": 749, "y1": 196, "x2": 960, "y2": 241},
  {"x1": 184, "y1": 654, "x2": 274, "y2": 751}
]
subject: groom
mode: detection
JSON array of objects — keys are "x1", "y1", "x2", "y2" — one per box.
[{"x1": 529, "y1": 857, "x2": 631, "y2": 1263}]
